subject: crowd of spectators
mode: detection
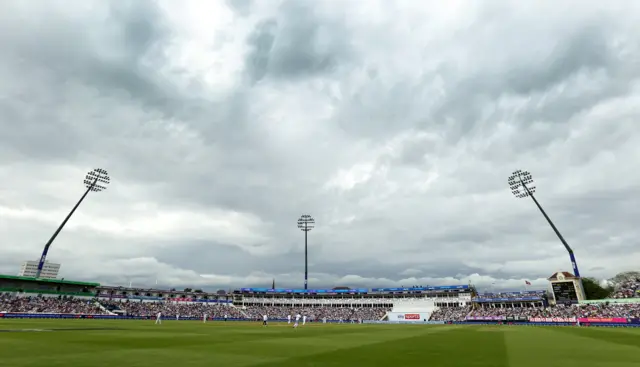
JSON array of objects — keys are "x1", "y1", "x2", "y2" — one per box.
[
  {"x1": 429, "y1": 306, "x2": 471, "y2": 321},
  {"x1": 4, "y1": 293, "x2": 640, "y2": 322},
  {"x1": 101, "y1": 300, "x2": 246, "y2": 318},
  {"x1": 0, "y1": 294, "x2": 107, "y2": 314},
  {"x1": 465, "y1": 306, "x2": 566, "y2": 320},
  {"x1": 611, "y1": 275, "x2": 640, "y2": 299},
  {"x1": 242, "y1": 305, "x2": 388, "y2": 321},
  {"x1": 0, "y1": 294, "x2": 388, "y2": 321},
  {"x1": 578, "y1": 303, "x2": 640, "y2": 318},
  {"x1": 428, "y1": 303, "x2": 640, "y2": 321},
  {"x1": 476, "y1": 291, "x2": 545, "y2": 299}
]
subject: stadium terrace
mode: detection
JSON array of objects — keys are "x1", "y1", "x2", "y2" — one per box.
[{"x1": 1, "y1": 273, "x2": 639, "y2": 326}]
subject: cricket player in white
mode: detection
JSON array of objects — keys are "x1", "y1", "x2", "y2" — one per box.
[
  {"x1": 323, "y1": 317, "x2": 327, "y2": 324},
  {"x1": 287, "y1": 314, "x2": 292, "y2": 324},
  {"x1": 203, "y1": 314, "x2": 207, "y2": 323},
  {"x1": 262, "y1": 314, "x2": 268, "y2": 326},
  {"x1": 176, "y1": 314, "x2": 179, "y2": 321},
  {"x1": 293, "y1": 314, "x2": 301, "y2": 328},
  {"x1": 155, "y1": 312, "x2": 162, "y2": 325},
  {"x1": 302, "y1": 315, "x2": 307, "y2": 326}
]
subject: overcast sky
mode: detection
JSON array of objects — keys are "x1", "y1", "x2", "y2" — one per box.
[{"x1": 1, "y1": 0, "x2": 639, "y2": 292}]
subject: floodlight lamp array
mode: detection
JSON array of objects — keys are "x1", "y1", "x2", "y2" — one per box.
[
  {"x1": 84, "y1": 168, "x2": 111, "y2": 192},
  {"x1": 508, "y1": 169, "x2": 536, "y2": 198},
  {"x1": 297, "y1": 214, "x2": 315, "y2": 232}
]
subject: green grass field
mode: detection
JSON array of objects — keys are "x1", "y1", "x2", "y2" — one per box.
[{"x1": 1, "y1": 320, "x2": 639, "y2": 367}]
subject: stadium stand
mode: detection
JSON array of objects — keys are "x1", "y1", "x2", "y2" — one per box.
[
  {"x1": 0, "y1": 294, "x2": 107, "y2": 314},
  {"x1": 241, "y1": 305, "x2": 387, "y2": 321},
  {"x1": 428, "y1": 306, "x2": 470, "y2": 321},
  {"x1": 101, "y1": 300, "x2": 246, "y2": 318},
  {"x1": 236, "y1": 285, "x2": 471, "y2": 321},
  {"x1": 2, "y1": 274, "x2": 640, "y2": 323},
  {"x1": 427, "y1": 303, "x2": 640, "y2": 321},
  {"x1": 3, "y1": 292, "x2": 639, "y2": 321}
]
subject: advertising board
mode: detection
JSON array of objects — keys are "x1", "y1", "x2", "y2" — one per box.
[
  {"x1": 529, "y1": 317, "x2": 576, "y2": 323},
  {"x1": 577, "y1": 317, "x2": 627, "y2": 323},
  {"x1": 387, "y1": 312, "x2": 430, "y2": 322},
  {"x1": 364, "y1": 320, "x2": 445, "y2": 325}
]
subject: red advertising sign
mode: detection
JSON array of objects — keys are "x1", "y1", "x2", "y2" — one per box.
[
  {"x1": 578, "y1": 317, "x2": 627, "y2": 323},
  {"x1": 168, "y1": 298, "x2": 194, "y2": 302},
  {"x1": 404, "y1": 314, "x2": 420, "y2": 320}
]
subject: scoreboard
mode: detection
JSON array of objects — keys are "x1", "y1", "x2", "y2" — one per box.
[{"x1": 551, "y1": 281, "x2": 579, "y2": 304}]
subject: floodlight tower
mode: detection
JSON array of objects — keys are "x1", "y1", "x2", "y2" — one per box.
[
  {"x1": 508, "y1": 170, "x2": 581, "y2": 277},
  {"x1": 297, "y1": 214, "x2": 315, "y2": 290},
  {"x1": 35, "y1": 168, "x2": 110, "y2": 278}
]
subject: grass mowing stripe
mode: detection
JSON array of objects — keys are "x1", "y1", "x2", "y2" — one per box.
[
  {"x1": 198, "y1": 324, "x2": 455, "y2": 359},
  {"x1": 250, "y1": 326, "x2": 509, "y2": 367},
  {"x1": 2, "y1": 347, "x2": 282, "y2": 367},
  {"x1": 545, "y1": 326, "x2": 640, "y2": 350},
  {"x1": 505, "y1": 326, "x2": 640, "y2": 367}
]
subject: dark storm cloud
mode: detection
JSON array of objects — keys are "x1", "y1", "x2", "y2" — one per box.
[
  {"x1": 0, "y1": 0, "x2": 180, "y2": 164},
  {"x1": 504, "y1": 23, "x2": 613, "y2": 95},
  {"x1": 152, "y1": 241, "x2": 280, "y2": 275},
  {"x1": 108, "y1": 0, "x2": 169, "y2": 60},
  {"x1": 152, "y1": 239, "x2": 477, "y2": 288},
  {"x1": 245, "y1": 19, "x2": 278, "y2": 83},
  {"x1": 328, "y1": 16, "x2": 628, "y2": 145},
  {"x1": 11, "y1": 0, "x2": 171, "y2": 102},
  {"x1": 227, "y1": 0, "x2": 254, "y2": 17},
  {"x1": 244, "y1": 1, "x2": 352, "y2": 83}
]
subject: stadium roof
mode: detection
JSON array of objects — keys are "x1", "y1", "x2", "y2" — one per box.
[
  {"x1": 547, "y1": 272, "x2": 576, "y2": 281},
  {"x1": 0, "y1": 274, "x2": 100, "y2": 287}
]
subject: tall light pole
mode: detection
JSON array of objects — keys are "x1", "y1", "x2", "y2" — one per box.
[
  {"x1": 508, "y1": 169, "x2": 581, "y2": 277},
  {"x1": 35, "y1": 168, "x2": 110, "y2": 278},
  {"x1": 297, "y1": 214, "x2": 315, "y2": 290}
]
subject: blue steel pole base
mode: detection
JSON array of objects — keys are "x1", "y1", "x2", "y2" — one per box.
[{"x1": 569, "y1": 252, "x2": 580, "y2": 278}]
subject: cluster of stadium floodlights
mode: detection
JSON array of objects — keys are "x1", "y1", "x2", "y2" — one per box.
[
  {"x1": 507, "y1": 169, "x2": 581, "y2": 278},
  {"x1": 35, "y1": 168, "x2": 111, "y2": 278},
  {"x1": 33, "y1": 168, "x2": 582, "y2": 287}
]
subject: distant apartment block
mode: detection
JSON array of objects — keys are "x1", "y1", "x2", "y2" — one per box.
[{"x1": 18, "y1": 260, "x2": 60, "y2": 279}]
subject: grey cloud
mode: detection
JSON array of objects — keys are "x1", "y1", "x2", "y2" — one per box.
[
  {"x1": 108, "y1": 0, "x2": 169, "y2": 62},
  {"x1": 227, "y1": 0, "x2": 254, "y2": 17},
  {"x1": 0, "y1": 1, "x2": 639, "y2": 291},
  {"x1": 0, "y1": 0, "x2": 178, "y2": 164},
  {"x1": 245, "y1": 20, "x2": 278, "y2": 83},
  {"x1": 244, "y1": 1, "x2": 352, "y2": 83},
  {"x1": 503, "y1": 23, "x2": 614, "y2": 96},
  {"x1": 6, "y1": 0, "x2": 170, "y2": 100},
  {"x1": 332, "y1": 15, "x2": 629, "y2": 145}
]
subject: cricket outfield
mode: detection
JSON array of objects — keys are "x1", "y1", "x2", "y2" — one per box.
[{"x1": 1, "y1": 319, "x2": 639, "y2": 367}]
